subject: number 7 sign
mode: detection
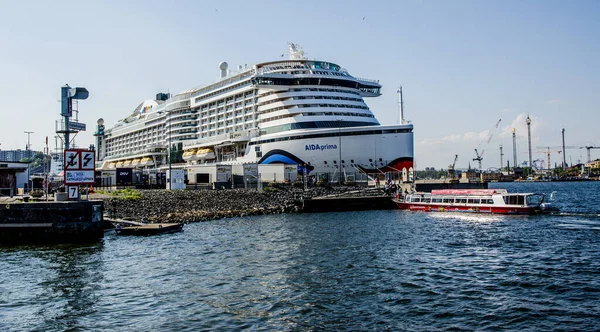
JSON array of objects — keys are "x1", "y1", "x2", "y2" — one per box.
[{"x1": 67, "y1": 186, "x2": 79, "y2": 200}]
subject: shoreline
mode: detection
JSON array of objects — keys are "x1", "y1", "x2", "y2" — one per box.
[{"x1": 97, "y1": 186, "x2": 374, "y2": 224}]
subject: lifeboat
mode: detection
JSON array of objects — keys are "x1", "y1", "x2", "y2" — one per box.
[
  {"x1": 140, "y1": 157, "x2": 153, "y2": 166},
  {"x1": 196, "y1": 148, "x2": 216, "y2": 161},
  {"x1": 183, "y1": 148, "x2": 198, "y2": 161}
]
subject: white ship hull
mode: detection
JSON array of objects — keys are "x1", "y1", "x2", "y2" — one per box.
[{"x1": 236, "y1": 124, "x2": 413, "y2": 174}]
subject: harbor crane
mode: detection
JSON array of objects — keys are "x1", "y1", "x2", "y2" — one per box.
[
  {"x1": 536, "y1": 145, "x2": 580, "y2": 168},
  {"x1": 473, "y1": 119, "x2": 502, "y2": 171},
  {"x1": 447, "y1": 154, "x2": 459, "y2": 182},
  {"x1": 473, "y1": 149, "x2": 483, "y2": 171}
]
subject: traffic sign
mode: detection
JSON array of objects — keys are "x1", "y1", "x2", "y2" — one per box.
[
  {"x1": 64, "y1": 149, "x2": 95, "y2": 185},
  {"x1": 67, "y1": 186, "x2": 79, "y2": 200},
  {"x1": 64, "y1": 150, "x2": 80, "y2": 169},
  {"x1": 81, "y1": 151, "x2": 95, "y2": 170},
  {"x1": 69, "y1": 122, "x2": 86, "y2": 131}
]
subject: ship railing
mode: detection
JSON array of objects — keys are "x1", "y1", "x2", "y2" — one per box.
[{"x1": 354, "y1": 77, "x2": 380, "y2": 84}]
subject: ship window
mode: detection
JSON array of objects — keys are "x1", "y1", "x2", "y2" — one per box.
[
  {"x1": 432, "y1": 197, "x2": 443, "y2": 203},
  {"x1": 411, "y1": 196, "x2": 421, "y2": 203},
  {"x1": 423, "y1": 197, "x2": 431, "y2": 203},
  {"x1": 467, "y1": 198, "x2": 480, "y2": 204},
  {"x1": 443, "y1": 198, "x2": 453, "y2": 203}
]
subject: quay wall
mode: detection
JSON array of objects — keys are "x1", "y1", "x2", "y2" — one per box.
[{"x1": 0, "y1": 201, "x2": 104, "y2": 244}]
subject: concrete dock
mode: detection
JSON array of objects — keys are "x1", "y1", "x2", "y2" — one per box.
[
  {"x1": 301, "y1": 195, "x2": 396, "y2": 212},
  {"x1": 0, "y1": 199, "x2": 104, "y2": 244}
]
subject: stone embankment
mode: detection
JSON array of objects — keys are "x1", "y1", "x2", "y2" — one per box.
[{"x1": 101, "y1": 186, "x2": 375, "y2": 223}]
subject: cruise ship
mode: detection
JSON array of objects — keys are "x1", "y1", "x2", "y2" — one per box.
[{"x1": 96, "y1": 44, "x2": 414, "y2": 179}]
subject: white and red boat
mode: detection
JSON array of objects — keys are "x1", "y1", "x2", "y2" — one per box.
[{"x1": 392, "y1": 189, "x2": 556, "y2": 215}]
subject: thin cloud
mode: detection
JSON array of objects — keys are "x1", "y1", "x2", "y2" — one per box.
[
  {"x1": 499, "y1": 113, "x2": 541, "y2": 143},
  {"x1": 546, "y1": 99, "x2": 561, "y2": 104},
  {"x1": 417, "y1": 138, "x2": 443, "y2": 145}
]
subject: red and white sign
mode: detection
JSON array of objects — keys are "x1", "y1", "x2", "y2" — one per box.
[{"x1": 64, "y1": 149, "x2": 95, "y2": 185}]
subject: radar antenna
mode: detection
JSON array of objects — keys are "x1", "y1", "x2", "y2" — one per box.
[{"x1": 288, "y1": 42, "x2": 305, "y2": 60}]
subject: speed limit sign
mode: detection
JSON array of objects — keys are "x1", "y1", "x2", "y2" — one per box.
[{"x1": 67, "y1": 186, "x2": 79, "y2": 200}]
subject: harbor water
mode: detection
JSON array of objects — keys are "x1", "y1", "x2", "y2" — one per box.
[{"x1": 1, "y1": 182, "x2": 599, "y2": 330}]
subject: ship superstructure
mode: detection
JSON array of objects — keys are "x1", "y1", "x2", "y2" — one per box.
[{"x1": 97, "y1": 44, "x2": 414, "y2": 177}]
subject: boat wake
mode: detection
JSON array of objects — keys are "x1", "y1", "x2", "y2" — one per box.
[{"x1": 427, "y1": 213, "x2": 506, "y2": 223}]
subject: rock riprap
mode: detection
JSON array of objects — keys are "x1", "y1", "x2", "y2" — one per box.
[
  {"x1": 103, "y1": 189, "x2": 299, "y2": 223},
  {"x1": 102, "y1": 185, "x2": 377, "y2": 223}
]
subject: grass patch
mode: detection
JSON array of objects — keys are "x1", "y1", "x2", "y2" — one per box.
[{"x1": 111, "y1": 188, "x2": 142, "y2": 200}]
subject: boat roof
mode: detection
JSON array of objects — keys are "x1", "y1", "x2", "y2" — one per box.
[{"x1": 430, "y1": 189, "x2": 506, "y2": 196}]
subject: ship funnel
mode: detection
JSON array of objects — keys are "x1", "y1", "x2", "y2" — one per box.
[{"x1": 219, "y1": 61, "x2": 228, "y2": 78}]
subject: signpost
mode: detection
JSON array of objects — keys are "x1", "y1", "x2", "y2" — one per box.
[
  {"x1": 64, "y1": 149, "x2": 95, "y2": 200},
  {"x1": 69, "y1": 122, "x2": 87, "y2": 131}
]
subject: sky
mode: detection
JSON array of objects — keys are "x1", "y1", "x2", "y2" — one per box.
[{"x1": 0, "y1": 0, "x2": 599, "y2": 169}]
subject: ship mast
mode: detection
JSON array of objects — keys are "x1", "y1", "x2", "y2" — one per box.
[{"x1": 397, "y1": 86, "x2": 405, "y2": 124}]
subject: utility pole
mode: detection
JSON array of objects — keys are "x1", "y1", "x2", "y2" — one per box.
[
  {"x1": 24, "y1": 131, "x2": 34, "y2": 151},
  {"x1": 23, "y1": 131, "x2": 34, "y2": 193}
]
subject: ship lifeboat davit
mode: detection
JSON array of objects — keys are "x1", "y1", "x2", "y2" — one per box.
[
  {"x1": 196, "y1": 148, "x2": 216, "y2": 161},
  {"x1": 183, "y1": 149, "x2": 198, "y2": 162}
]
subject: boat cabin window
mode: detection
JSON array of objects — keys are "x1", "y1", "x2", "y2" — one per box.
[
  {"x1": 481, "y1": 198, "x2": 494, "y2": 204},
  {"x1": 432, "y1": 197, "x2": 443, "y2": 203},
  {"x1": 423, "y1": 197, "x2": 432, "y2": 203},
  {"x1": 467, "y1": 198, "x2": 480, "y2": 204},
  {"x1": 410, "y1": 196, "x2": 421, "y2": 203},
  {"x1": 526, "y1": 195, "x2": 543, "y2": 206},
  {"x1": 503, "y1": 195, "x2": 525, "y2": 205},
  {"x1": 442, "y1": 198, "x2": 453, "y2": 204},
  {"x1": 456, "y1": 197, "x2": 467, "y2": 204}
]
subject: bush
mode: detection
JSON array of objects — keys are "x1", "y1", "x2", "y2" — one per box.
[{"x1": 111, "y1": 188, "x2": 142, "y2": 200}]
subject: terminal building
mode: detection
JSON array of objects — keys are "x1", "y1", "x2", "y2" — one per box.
[
  {"x1": 0, "y1": 149, "x2": 36, "y2": 162},
  {"x1": 0, "y1": 161, "x2": 30, "y2": 196}
]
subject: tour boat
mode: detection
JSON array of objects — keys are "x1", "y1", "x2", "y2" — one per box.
[{"x1": 392, "y1": 189, "x2": 557, "y2": 215}]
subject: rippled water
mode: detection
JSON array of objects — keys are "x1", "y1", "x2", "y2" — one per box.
[{"x1": 1, "y1": 182, "x2": 600, "y2": 331}]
